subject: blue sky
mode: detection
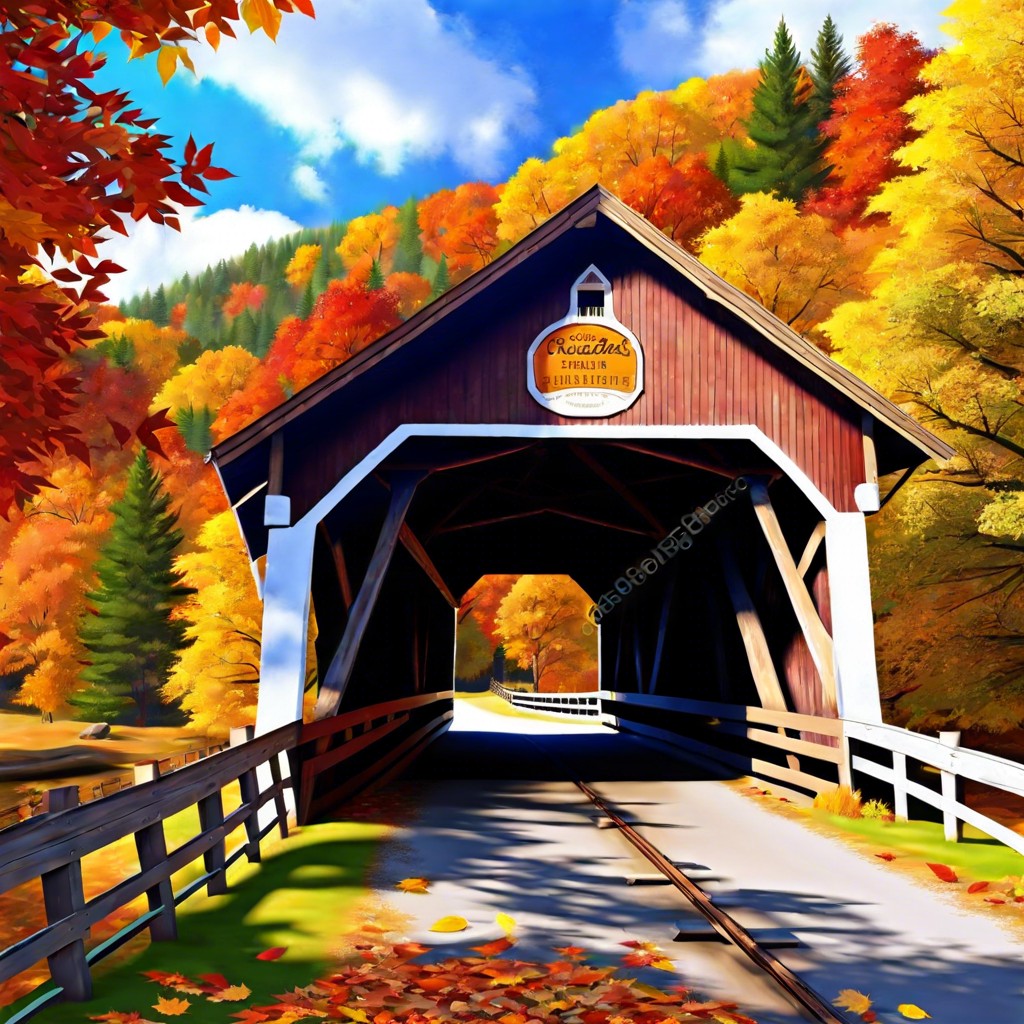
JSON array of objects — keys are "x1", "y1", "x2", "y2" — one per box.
[{"x1": 97, "y1": 0, "x2": 952, "y2": 300}]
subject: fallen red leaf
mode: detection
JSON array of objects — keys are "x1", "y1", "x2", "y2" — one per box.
[
  {"x1": 985, "y1": 898, "x2": 1006, "y2": 905},
  {"x1": 256, "y1": 947, "x2": 287, "y2": 961},
  {"x1": 862, "y1": 1012, "x2": 878, "y2": 1023},
  {"x1": 967, "y1": 881, "x2": 989, "y2": 894},
  {"x1": 926, "y1": 862, "x2": 958, "y2": 883},
  {"x1": 875, "y1": 852, "x2": 896, "y2": 862},
  {"x1": 472, "y1": 937, "x2": 514, "y2": 956}
]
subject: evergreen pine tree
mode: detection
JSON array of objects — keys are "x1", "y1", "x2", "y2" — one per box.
[
  {"x1": 213, "y1": 260, "x2": 230, "y2": 295},
  {"x1": 393, "y1": 196, "x2": 424, "y2": 274},
  {"x1": 236, "y1": 309, "x2": 258, "y2": 353},
  {"x1": 713, "y1": 143, "x2": 731, "y2": 185},
  {"x1": 151, "y1": 284, "x2": 170, "y2": 327},
  {"x1": 431, "y1": 253, "x2": 450, "y2": 299},
  {"x1": 255, "y1": 310, "x2": 276, "y2": 358},
  {"x1": 810, "y1": 15, "x2": 853, "y2": 123},
  {"x1": 312, "y1": 249, "x2": 330, "y2": 294},
  {"x1": 297, "y1": 281, "x2": 315, "y2": 319},
  {"x1": 729, "y1": 18, "x2": 831, "y2": 201},
  {"x1": 243, "y1": 243, "x2": 261, "y2": 282},
  {"x1": 367, "y1": 257, "x2": 386, "y2": 291},
  {"x1": 175, "y1": 404, "x2": 215, "y2": 454},
  {"x1": 73, "y1": 450, "x2": 194, "y2": 725},
  {"x1": 138, "y1": 288, "x2": 153, "y2": 321}
]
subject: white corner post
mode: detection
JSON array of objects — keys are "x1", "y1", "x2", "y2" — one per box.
[
  {"x1": 825, "y1": 512, "x2": 883, "y2": 724},
  {"x1": 255, "y1": 513, "x2": 317, "y2": 738}
]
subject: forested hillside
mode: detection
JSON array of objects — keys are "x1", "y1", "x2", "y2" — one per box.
[{"x1": 2, "y1": 0, "x2": 1021, "y2": 744}]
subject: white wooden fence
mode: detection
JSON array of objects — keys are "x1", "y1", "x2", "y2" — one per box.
[{"x1": 490, "y1": 684, "x2": 1024, "y2": 857}]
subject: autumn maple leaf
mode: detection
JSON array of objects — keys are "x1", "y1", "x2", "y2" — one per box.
[
  {"x1": 396, "y1": 877, "x2": 430, "y2": 894},
  {"x1": 152, "y1": 996, "x2": 191, "y2": 1016},
  {"x1": 833, "y1": 989, "x2": 873, "y2": 1014}
]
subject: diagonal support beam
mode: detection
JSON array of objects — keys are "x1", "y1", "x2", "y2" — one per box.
[
  {"x1": 748, "y1": 480, "x2": 837, "y2": 714},
  {"x1": 313, "y1": 473, "x2": 422, "y2": 720},
  {"x1": 569, "y1": 443, "x2": 666, "y2": 534},
  {"x1": 399, "y1": 522, "x2": 457, "y2": 607},
  {"x1": 796, "y1": 522, "x2": 826, "y2": 578},
  {"x1": 317, "y1": 522, "x2": 353, "y2": 611},
  {"x1": 715, "y1": 536, "x2": 789, "y2": 713}
]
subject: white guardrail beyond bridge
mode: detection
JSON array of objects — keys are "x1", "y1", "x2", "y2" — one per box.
[{"x1": 489, "y1": 681, "x2": 1024, "y2": 858}]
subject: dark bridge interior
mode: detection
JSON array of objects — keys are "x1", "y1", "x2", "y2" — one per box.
[{"x1": 313, "y1": 436, "x2": 829, "y2": 728}]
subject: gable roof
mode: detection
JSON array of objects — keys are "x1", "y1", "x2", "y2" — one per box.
[{"x1": 211, "y1": 185, "x2": 954, "y2": 468}]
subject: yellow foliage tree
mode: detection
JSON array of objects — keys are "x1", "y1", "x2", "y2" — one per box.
[
  {"x1": 699, "y1": 193, "x2": 860, "y2": 337},
  {"x1": 336, "y1": 207, "x2": 400, "y2": 281},
  {"x1": 151, "y1": 346, "x2": 260, "y2": 420},
  {"x1": 1, "y1": 462, "x2": 114, "y2": 719},
  {"x1": 494, "y1": 575, "x2": 597, "y2": 692},
  {"x1": 165, "y1": 511, "x2": 318, "y2": 736},
  {"x1": 285, "y1": 243, "x2": 322, "y2": 289}
]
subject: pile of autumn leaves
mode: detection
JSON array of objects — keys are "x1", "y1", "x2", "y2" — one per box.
[{"x1": 92, "y1": 935, "x2": 761, "y2": 1024}]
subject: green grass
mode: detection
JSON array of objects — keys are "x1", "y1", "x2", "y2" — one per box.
[
  {"x1": 7, "y1": 820, "x2": 387, "y2": 1024},
  {"x1": 815, "y1": 811, "x2": 1024, "y2": 881}
]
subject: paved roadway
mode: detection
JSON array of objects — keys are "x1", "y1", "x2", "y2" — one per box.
[{"x1": 359, "y1": 696, "x2": 1024, "y2": 1024}]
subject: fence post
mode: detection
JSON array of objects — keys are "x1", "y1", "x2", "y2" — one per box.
[
  {"x1": 197, "y1": 789, "x2": 229, "y2": 896},
  {"x1": 132, "y1": 761, "x2": 178, "y2": 941},
  {"x1": 891, "y1": 751, "x2": 909, "y2": 821},
  {"x1": 39, "y1": 786, "x2": 92, "y2": 1001},
  {"x1": 268, "y1": 754, "x2": 290, "y2": 840},
  {"x1": 231, "y1": 726, "x2": 262, "y2": 863},
  {"x1": 938, "y1": 731, "x2": 964, "y2": 843}
]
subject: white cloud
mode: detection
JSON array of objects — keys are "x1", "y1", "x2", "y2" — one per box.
[
  {"x1": 615, "y1": 1, "x2": 695, "y2": 82},
  {"x1": 292, "y1": 164, "x2": 329, "y2": 203},
  {"x1": 96, "y1": 206, "x2": 302, "y2": 302},
  {"x1": 188, "y1": 0, "x2": 536, "y2": 178},
  {"x1": 699, "y1": 1, "x2": 950, "y2": 76}
]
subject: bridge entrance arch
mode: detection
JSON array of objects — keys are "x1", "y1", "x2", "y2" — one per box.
[{"x1": 210, "y1": 186, "x2": 951, "y2": 821}]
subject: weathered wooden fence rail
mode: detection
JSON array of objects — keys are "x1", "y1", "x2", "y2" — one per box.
[
  {"x1": 0, "y1": 722, "x2": 296, "y2": 1022},
  {"x1": 490, "y1": 685, "x2": 1024, "y2": 856},
  {"x1": 0, "y1": 689, "x2": 454, "y2": 1022},
  {"x1": 0, "y1": 741, "x2": 230, "y2": 833}
]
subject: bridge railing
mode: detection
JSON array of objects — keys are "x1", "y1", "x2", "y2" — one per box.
[
  {"x1": 601, "y1": 691, "x2": 847, "y2": 794},
  {"x1": 488, "y1": 681, "x2": 616, "y2": 724},
  {"x1": 845, "y1": 719, "x2": 1024, "y2": 856},
  {"x1": 488, "y1": 685, "x2": 1024, "y2": 856},
  {"x1": 0, "y1": 722, "x2": 296, "y2": 1021}
]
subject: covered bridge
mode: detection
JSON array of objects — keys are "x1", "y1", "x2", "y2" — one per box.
[{"x1": 210, "y1": 185, "x2": 953, "y2": 817}]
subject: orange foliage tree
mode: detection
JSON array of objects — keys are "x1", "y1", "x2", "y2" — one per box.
[
  {"x1": 0, "y1": 0, "x2": 312, "y2": 515},
  {"x1": 221, "y1": 281, "x2": 267, "y2": 319},
  {"x1": 805, "y1": 24, "x2": 933, "y2": 228},
  {"x1": 336, "y1": 208, "x2": 400, "y2": 282},
  {"x1": 418, "y1": 183, "x2": 501, "y2": 284}
]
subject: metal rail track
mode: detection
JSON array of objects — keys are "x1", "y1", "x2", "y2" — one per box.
[{"x1": 572, "y1": 776, "x2": 846, "y2": 1024}]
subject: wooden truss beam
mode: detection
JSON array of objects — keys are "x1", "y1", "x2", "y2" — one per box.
[
  {"x1": 313, "y1": 472, "x2": 422, "y2": 720},
  {"x1": 317, "y1": 522, "x2": 353, "y2": 611},
  {"x1": 569, "y1": 443, "x2": 666, "y2": 535},
  {"x1": 796, "y1": 522, "x2": 826, "y2": 578},
  {"x1": 387, "y1": 443, "x2": 538, "y2": 475},
  {"x1": 716, "y1": 536, "x2": 789, "y2": 713},
  {"x1": 435, "y1": 506, "x2": 655, "y2": 537},
  {"x1": 603, "y1": 442, "x2": 767, "y2": 481},
  {"x1": 747, "y1": 480, "x2": 837, "y2": 714},
  {"x1": 398, "y1": 522, "x2": 457, "y2": 608}
]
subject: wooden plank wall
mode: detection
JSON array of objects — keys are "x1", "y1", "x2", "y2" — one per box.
[{"x1": 282, "y1": 235, "x2": 865, "y2": 523}]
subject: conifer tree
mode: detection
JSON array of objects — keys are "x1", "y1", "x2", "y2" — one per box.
[
  {"x1": 367, "y1": 257, "x2": 386, "y2": 291},
  {"x1": 176, "y1": 404, "x2": 215, "y2": 454},
  {"x1": 810, "y1": 15, "x2": 853, "y2": 123},
  {"x1": 393, "y1": 196, "x2": 424, "y2": 274},
  {"x1": 297, "y1": 281, "x2": 315, "y2": 319},
  {"x1": 73, "y1": 450, "x2": 194, "y2": 725},
  {"x1": 151, "y1": 284, "x2": 170, "y2": 327},
  {"x1": 431, "y1": 253, "x2": 450, "y2": 299},
  {"x1": 729, "y1": 18, "x2": 830, "y2": 201}
]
